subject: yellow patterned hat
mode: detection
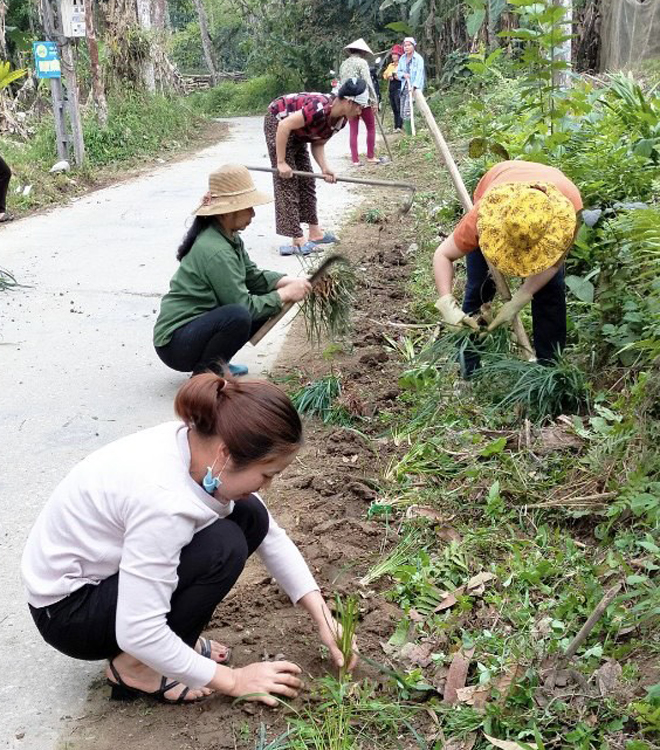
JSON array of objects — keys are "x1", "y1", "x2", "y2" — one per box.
[{"x1": 477, "y1": 182, "x2": 576, "y2": 276}]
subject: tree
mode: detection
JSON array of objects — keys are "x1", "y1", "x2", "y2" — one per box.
[{"x1": 191, "y1": 0, "x2": 218, "y2": 82}]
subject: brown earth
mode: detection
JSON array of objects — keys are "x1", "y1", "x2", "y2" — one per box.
[{"x1": 64, "y1": 197, "x2": 420, "y2": 749}]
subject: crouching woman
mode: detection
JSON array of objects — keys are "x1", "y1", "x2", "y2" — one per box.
[{"x1": 22, "y1": 374, "x2": 354, "y2": 705}]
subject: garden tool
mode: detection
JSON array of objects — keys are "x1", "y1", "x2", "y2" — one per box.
[
  {"x1": 246, "y1": 166, "x2": 416, "y2": 215},
  {"x1": 412, "y1": 89, "x2": 535, "y2": 361},
  {"x1": 250, "y1": 253, "x2": 348, "y2": 346},
  {"x1": 374, "y1": 110, "x2": 394, "y2": 162},
  {"x1": 408, "y1": 83, "x2": 416, "y2": 136}
]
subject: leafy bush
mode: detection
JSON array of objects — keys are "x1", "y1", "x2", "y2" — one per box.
[{"x1": 191, "y1": 74, "x2": 289, "y2": 116}]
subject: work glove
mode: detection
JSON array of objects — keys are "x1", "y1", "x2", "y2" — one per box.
[
  {"x1": 487, "y1": 288, "x2": 533, "y2": 332},
  {"x1": 436, "y1": 294, "x2": 480, "y2": 330}
]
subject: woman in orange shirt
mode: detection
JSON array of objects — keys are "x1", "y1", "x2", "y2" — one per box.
[{"x1": 433, "y1": 161, "x2": 582, "y2": 374}]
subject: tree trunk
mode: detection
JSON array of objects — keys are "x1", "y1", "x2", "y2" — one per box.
[
  {"x1": 192, "y1": 0, "x2": 217, "y2": 84},
  {"x1": 0, "y1": 0, "x2": 8, "y2": 60},
  {"x1": 85, "y1": 0, "x2": 108, "y2": 126},
  {"x1": 135, "y1": 0, "x2": 156, "y2": 91},
  {"x1": 553, "y1": 0, "x2": 572, "y2": 89}
]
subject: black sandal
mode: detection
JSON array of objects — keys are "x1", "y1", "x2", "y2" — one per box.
[
  {"x1": 107, "y1": 660, "x2": 201, "y2": 705},
  {"x1": 197, "y1": 636, "x2": 232, "y2": 665}
]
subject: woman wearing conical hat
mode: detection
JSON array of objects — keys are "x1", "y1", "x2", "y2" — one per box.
[
  {"x1": 433, "y1": 160, "x2": 583, "y2": 375},
  {"x1": 339, "y1": 38, "x2": 380, "y2": 165},
  {"x1": 154, "y1": 164, "x2": 312, "y2": 377}
]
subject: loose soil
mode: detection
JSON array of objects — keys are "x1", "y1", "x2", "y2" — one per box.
[{"x1": 64, "y1": 194, "x2": 419, "y2": 749}]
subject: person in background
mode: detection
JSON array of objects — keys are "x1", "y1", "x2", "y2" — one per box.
[
  {"x1": 433, "y1": 160, "x2": 583, "y2": 375},
  {"x1": 383, "y1": 44, "x2": 404, "y2": 132},
  {"x1": 265, "y1": 78, "x2": 368, "y2": 255},
  {"x1": 22, "y1": 373, "x2": 357, "y2": 706},
  {"x1": 339, "y1": 38, "x2": 381, "y2": 166},
  {"x1": 154, "y1": 164, "x2": 311, "y2": 378},
  {"x1": 397, "y1": 37, "x2": 425, "y2": 135},
  {"x1": 0, "y1": 155, "x2": 13, "y2": 223}
]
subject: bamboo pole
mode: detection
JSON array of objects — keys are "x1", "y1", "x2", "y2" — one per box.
[{"x1": 413, "y1": 89, "x2": 535, "y2": 360}]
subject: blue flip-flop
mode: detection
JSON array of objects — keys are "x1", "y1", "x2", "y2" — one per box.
[
  {"x1": 314, "y1": 232, "x2": 340, "y2": 245},
  {"x1": 279, "y1": 241, "x2": 319, "y2": 256}
]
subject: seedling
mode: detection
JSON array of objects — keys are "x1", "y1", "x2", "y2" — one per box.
[
  {"x1": 298, "y1": 260, "x2": 356, "y2": 347},
  {"x1": 333, "y1": 593, "x2": 359, "y2": 682}
]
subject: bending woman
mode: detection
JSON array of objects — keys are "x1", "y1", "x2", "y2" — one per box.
[
  {"x1": 154, "y1": 164, "x2": 311, "y2": 377},
  {"x1": 22, "y1": 374, "x2": 356, "y2": 705},
  {"x1": 265, "y1": 77, "x2": 368, "y2": 256}
]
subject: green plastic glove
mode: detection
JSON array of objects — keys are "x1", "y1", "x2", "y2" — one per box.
[
  {"x1": 435, "y1": 294, "x2": 480, "y2": 330},
  {"x1": 487, "y1": 288, "x2": 533, "y2": 331}
]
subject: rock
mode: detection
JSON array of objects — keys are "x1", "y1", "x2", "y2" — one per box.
[{"x1": 49, "y1": 160, "x2": 70, "y2": 173}]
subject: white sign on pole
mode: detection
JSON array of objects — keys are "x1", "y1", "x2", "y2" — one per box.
[{"x1": 61, "y1": 0, "x2": 87, "y2": 37}]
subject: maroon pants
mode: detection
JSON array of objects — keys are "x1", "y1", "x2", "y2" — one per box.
[
  {"x1": 349, "y1": 106, "x2": 376, "y2": 163},
  {"x1": 264, "y1": 113, "x2": 318, "y2": 239}
]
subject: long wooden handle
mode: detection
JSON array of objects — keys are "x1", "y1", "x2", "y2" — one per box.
[
  {"x1": 374, "y1": 110, "x2": 394, "y2": 162},
  {"x1": 249, "y1": 301, "x2": 294, "y2": 345},
  {"x1": 246, "y1": 165, "x2": 414, "y2": 192},
  {"x1": 409, "y1": 85, "x2": 416, "y2": 136},
  {"x1": 413, "y1": 90, "x2": 535, "y2": 360}
]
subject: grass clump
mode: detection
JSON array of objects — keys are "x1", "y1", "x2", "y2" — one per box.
[
  {"x1": 475, "y1": 353, "x2": 591, "y2": 420},
  {"x1": 298, "y1": 260, "x2": 356, "y2": 348},
  {"x1": 290, "y1": 375, "x2": 350, "y2": 425}
]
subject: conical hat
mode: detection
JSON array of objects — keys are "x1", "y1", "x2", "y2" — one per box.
[{"x1": 344, "y1": 38, "x2": 374, "y2": 55}]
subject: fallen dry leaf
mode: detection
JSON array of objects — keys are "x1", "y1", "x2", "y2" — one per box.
[
  {"x1": 399, "y1": 641, "x2": 435, "y2": 668},
  {"x1": 495, "y1": 664, "x2": 523, "y2": 701},
  {"x1": 434, "y1": 589, "x2": 462, "y2": 613},
  {"x1": 466, "y1": 571, "x2": 497, "y2": 596},
  {"x1": 595, "y1": 659, "x2": 622, "y2": 697},
  {"x1": 437, "y1": 525, "x2": 463, "y2": 544},
  {"x1": 484, "y1": 733, "x2": 539, "y2": 750},
  {"x1": 445, "y1": 734, "x2": 477, "y2": 750},
  {"x1": 455, "y1": 683, "x2": 490, "y2": 710},
  {"x1": 443, "y1": 647, "x2": 474, "y2": 704},
  {"x1": 405, "y1": 504, "x2": 446, "y2": 522}
]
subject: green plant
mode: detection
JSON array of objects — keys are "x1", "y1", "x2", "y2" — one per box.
[
  {"x1": 474, "y1": 353, "x2": 591, "y2": 420},
  {"x1": 290, "y1": 375, "x2": 350, "y2": 425},
  {"x1": 0, "y1": 60, "x2": 27, "y2": 90},
  {"x1": 297, "y1": 261, "x2": 356, "y2": 347},
  {"x1": 333, "y1": 594, "x2": 359, "y2": 682}
]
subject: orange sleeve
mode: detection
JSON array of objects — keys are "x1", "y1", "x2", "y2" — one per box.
[{"x1": 453, "y1": 204, "x2": 480, "y2": 252}]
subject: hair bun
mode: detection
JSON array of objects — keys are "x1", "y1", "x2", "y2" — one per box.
[
  {"x1": 216, "y1": 376, "x2": 228, "y2": 395},
  {"x1": 338, "y1": 77, "x2": 367, "y2": 99}
]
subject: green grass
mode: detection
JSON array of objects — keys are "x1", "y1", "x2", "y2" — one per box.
[
  {"x1": 191, "y1": 74, "x2": 291, "y2": 116},
  {"x1": 289, "y1": 375, "x2": 351, "y2": 425},
  {"x1": 0, "y1": 90, "x2": 207, "y2": 215}
]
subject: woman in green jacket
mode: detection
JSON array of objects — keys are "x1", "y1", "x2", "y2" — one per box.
[{"x1": 154, "y1": 164, "x2": 311, "y2": 377}]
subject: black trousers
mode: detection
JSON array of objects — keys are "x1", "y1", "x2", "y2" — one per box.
[
  {"x1": 461, "y1": 248, "x2": 566, "y2": 371},
  {"x1": 0, "y1": 155, "x2": 11, "y2": 212},
  {"x1": 29, "y1": 496, "x2": 269, "y2": 662},
  {"x1": 389, "y1": 83, "x2": 402, "y2": 130},
  {"x1": 155, "y1": 304, "x2": 263, "y2": 375}
]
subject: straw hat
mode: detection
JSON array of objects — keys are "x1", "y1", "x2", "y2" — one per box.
[
  {"x1": 477, "y1": 182, "x2": 576, "y2": 276},
  {"x1": 194, "y1": 164, "x2": 272, "y2": 216},
  {"x1": 344, "y1": 38, "x2": 374, "y2": 55}
]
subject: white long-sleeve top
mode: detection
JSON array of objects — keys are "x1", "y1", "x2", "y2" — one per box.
[{"x1": 21, "y1": 421, "x2": 319, "y2": 688}]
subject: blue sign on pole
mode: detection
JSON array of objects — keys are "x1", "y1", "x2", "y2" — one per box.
[{"x1": 33, "y1": 41, "x2": 61, "y2": 79}]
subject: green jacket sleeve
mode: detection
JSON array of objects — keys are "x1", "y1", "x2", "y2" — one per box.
[
  {"x1": 200, "y1": 233, "x2": 284, "y2": 321},
  {"x1": 243, "y1": 251, "x2": 286, "y2": 295}
]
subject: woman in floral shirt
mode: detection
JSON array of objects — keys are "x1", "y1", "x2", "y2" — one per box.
[{"x1": 265, "y1": 78, "x2": 368, "y2": 256}]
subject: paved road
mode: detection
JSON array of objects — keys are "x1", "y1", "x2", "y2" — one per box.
[{"x1": 0, "y1": 116, "x2": 356, "y2": 749}]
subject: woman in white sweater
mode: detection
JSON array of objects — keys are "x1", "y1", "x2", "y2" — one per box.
[{"x1": 22, "y1": 373, "x2": 354, "y2": 705}]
